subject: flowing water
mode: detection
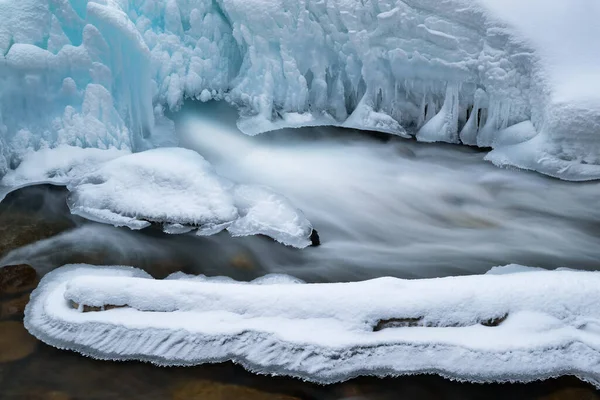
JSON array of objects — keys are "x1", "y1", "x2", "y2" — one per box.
[
  {"x1": 176, "y1": 101, "x2": 600, "y2": 280},
  {"x1": 1, "y1": 101, "x2": 600, "y2": 398}
]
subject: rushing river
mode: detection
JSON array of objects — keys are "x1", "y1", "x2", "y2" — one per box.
[{"x1": 1, "y1": 101, "x2": 600, "y2": 398}]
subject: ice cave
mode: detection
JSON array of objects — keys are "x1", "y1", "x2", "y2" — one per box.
[{"x1": 1, "y1": 0, "x2": 600, "y2": 397}]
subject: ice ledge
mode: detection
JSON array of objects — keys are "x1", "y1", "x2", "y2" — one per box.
[{"x1": 23, "y1": 264, "x2": 600, "y2": 387}]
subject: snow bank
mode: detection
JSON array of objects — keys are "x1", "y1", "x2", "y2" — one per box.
[
  {"x1": 1, "y1": 0, "x2": 599, "y2": 180},
  {"x1": 24, "y1": 264, "x2": 600, "y2": 387}
]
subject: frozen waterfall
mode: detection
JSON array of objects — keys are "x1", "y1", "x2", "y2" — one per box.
[{"x1": 1, "y1": 0, "x2": 599, "y2": 180}]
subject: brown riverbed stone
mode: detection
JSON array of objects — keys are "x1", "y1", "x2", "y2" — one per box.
[
  {"x1": 0, "y1": 321, "x2": 37, "y2": 362},
  {"x1": 0, "y1": 264, "x2": 38, "y2": 294},
  {"x1": 0, "y1": 212, "x2": 74, "y2": 258},
  {"x1": 230, "y1": 254, "x2": 255, "y2": 271},
  {"x1": 171, "y1": 380, "x2": 301, "y2": 400},
  {"x1": 0, "y1": 293, "x2": 30, "y2": 319},
  {"x1": 4, "y1": 389, "x2": 73, "y2": 400},
  {"x1": 539, "y1": 387, "x2": 600, "y2": 400}
]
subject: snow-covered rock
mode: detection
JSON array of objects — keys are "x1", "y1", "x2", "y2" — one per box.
[
  {"x1": 1, "y1": 0, "x2": 599, "y2": 180},
  {"x1": 67, "y1": 147, "x2": 314, "y2": 247},
  {"x1": 25, "y1": 263, "x2": 600, "y2": 387},
  {"x1": 0, "y1": 146, "x2": 313, "y2": 248}
]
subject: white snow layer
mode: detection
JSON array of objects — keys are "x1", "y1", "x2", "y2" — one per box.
[
  {"x1": 0, "y1": 145, "x2": 129, "y2": 201},
  {"x1": 0, "y1": 146, "x2": 313, "y2": 248},
  {"x1": 67, "y1": 147, "x2": 314, "y2": 247},
  {"x1": 24, "y1": 264, "x2": 600, "y2": 387},
  {"x1": 1, "y1": 0, "x2": 600, "y2": 180}
]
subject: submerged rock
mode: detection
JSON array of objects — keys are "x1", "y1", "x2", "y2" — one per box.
[
  {"x1": 230, "y1": 254, "x2": 255, "y2": 271},
  {"x1": 0, "y1": 293, "x2": 30, "y2": 319},
  {"x1": 9, "y1": 389, "x2": 71, "y2": 400},
  {"x1": 0, "y1": 321, "x2": 37, "y2": 362},
  {"x1": 540, "y1": 387, "x2": 600, "y2": 400},
  {"x1": 171, "y1": 380, "x2": 300, "y2": 400},
  {"x1": 0, "y1": 264, "x2": 38, "y2": 294},
  {"x1": 0, "y1": 210, "x2": 74, "y2": 258}
]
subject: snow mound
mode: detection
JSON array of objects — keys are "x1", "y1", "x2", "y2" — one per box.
[
  {"x1": 66, "y1": 147, "x2": 313, "y2": 247},
  {"x1": 25, "y1": 264, "x2": 600, "y2": 387},
  {"x1": 0, "y1": 146, "x2": 313, "y2": 247},
  {"x1": 1, "y1": 0, "x2": 599, "y2": 180}
]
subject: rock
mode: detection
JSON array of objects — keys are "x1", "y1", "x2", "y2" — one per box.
[
  {"x1": 171, "y1": 380, "x2": 301, "y2": 400},
  {"x1": 0, "y1": 264, "x2": 38, "y2": 294},
  {"x1": 8, "y1": 389, "x2": 72, "y2": 400},
  {"x1": 480, "y1": 313, "x2": 508, "y2": 327},
  {"x1": 230, "y1": 254, "x2": 255, "y2": 271},
  {"x1": 309, "y1": 229, "x2": 320, "y2": 247},
  {"x1": 0, "y1": 293, "x2": 30, "y2": 319},
  {"x1": 373, "y1": 317, "x2": 425, "y2": 331},
  {"x1": 0, "y1": 211, "x2": 74, "y2": 258},
  {"x1": 540, "y1": 387, "x2": 600, "y2": 400},
  {"x1": 147, "y1": 260, "x2": 189, "y2": 279},
  {"x1": 68, "y1": 301, "x2": 127, "y2": 312},
  {"x1": 0, "y1": 321, "x2": 37, "y2": 362}
]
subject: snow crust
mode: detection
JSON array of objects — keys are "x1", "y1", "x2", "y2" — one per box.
[
  {"x1": 0, "y1": 146, "x2": 313, "y2": 248},
  {"x1": 67, "y1": 147, "x2": 313, "y2": 247},
  {"x1": 1, "y1": 0, "x2": 599, "y2": 180},
  {"x1": 24, "y1": 263, "x2": 600, "y2": 387},
  {"x1": 0, "y1": 145, "x2": 128, "y2": 201}
]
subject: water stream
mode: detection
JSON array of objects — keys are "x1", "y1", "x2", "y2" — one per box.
[{"x1": 1, "y1": 101, "x2": 600, "y2": 398}]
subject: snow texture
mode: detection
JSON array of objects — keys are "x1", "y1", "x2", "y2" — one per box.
[
  {"x1": 67, "y1": 147, "x2": 313, "y2": 247},
  {"x1": 1, "y1": 0, "x2": 599, "y2": 180},
  {"x1": 0, "y1": 145, "x2": 128, "y2": 201},
  {"x1": 0, "y1": 145, "x2": 313, "y2": 248},
  {"x1": 24, "y1": 263, "x2": 600, "y2": 387}
]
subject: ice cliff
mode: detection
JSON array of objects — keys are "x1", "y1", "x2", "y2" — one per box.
[{"x1": 1, "y1": 0, "x2": 599, "y2": 180}]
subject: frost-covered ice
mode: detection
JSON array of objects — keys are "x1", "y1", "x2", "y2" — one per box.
[
  {"x1": 24, "y1": 264, "x2": 600, "y2": 387},
  {"x1": 0, "y1": 146, "x2": 128, "y2": 201},
  {"x1": 1, "y1": 0, "x2": 600, "y2": 180},
  {"x1": 67, "y1": 147, "x2": 313, "y2": 247}
]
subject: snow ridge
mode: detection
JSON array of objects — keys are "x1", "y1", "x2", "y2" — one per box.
[{"x1": 24, "y1": 264, "x2": 600, "y2": 387}]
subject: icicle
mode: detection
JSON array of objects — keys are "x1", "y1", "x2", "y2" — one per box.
[
  {"x1": 460, "y1": 88, "x2": 488, "y2": 146},
  {"x1": 478, "y1": 95, "x2": 503, "y2": 147},
  {"x1": 416, "y1": 83, "x2": 460, "y2": 143}
]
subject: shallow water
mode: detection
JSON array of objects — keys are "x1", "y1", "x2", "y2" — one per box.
[{"x1": 1, "y1": 101, "x2": 600, "y2": 398}]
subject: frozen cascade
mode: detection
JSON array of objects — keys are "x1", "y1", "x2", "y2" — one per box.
[{"x1": 1, "y1": 0, "x2": 599, "y2": 180}]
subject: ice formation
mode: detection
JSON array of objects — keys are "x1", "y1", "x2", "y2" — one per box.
[
  {"x1": 1, "y1": 0, "x2": 599, "y2": 180},
  {"x1": 0, "y1": 145, "x2": 128, "y2": 201},
  {"x1": 24, "y1": 263, "x2": 600, "y2": 387},
  {"x1": 67, "y1": 147, "x2": 314, "y2": 247},
  {"x1": 0, "y1": 146, "x2": 314, "y2": 248}
]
